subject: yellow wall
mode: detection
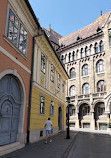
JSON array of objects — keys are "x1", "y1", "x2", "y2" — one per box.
[{"x1": 30, "y1": 86, "x2": 66, "y2": 131}]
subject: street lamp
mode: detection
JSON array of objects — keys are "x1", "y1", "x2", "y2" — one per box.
[{"x1": 66, "y1": 96, "x2": 70, "y2": 139}]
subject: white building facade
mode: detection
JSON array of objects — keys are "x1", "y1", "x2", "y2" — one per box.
[{"x1": 57, "y1": 12, "x2": 111, "y2": 131}]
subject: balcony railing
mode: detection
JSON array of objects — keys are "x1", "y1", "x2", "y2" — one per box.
[
  {"x1": 92, "y1": 92, "x2": 107, "y2": 98},
  {"x1": 69, "y1": 92, "x2": 107, "y2": 101}
]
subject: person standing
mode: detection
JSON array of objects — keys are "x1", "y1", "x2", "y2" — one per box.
[{"x1": 45, "y1": 118, "x2": 52, "y2": 144}]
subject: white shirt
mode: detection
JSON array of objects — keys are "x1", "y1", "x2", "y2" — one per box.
[{"x1": 45, "y1": 120, "x2": 52, "y2": 130}]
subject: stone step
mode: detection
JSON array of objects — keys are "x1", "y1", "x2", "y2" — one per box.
[{"x1": 0, "y1": 142, "x2": 25, "y2": 156}]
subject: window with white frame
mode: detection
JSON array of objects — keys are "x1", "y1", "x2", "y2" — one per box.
[
  {"x1": 62, "y1": 81, "x2": 65, "y2": 93},
  {"x1": 50, "y1": 101, "x2": 54, "y2": 115},
  {"x1": 97, "y1": 80, "x2": 106, "y2": 92},
  {"x1": 69, "y1": 85, "x2": 76, "y2": 96},
  {"x1": 57, "y1": 73, "x2": 60, "y2": 89},
  {"x1": 41, "y1": 53, "x2": 46, "y2": 74},
  {"x1": 7, "y1": 8, "x2": 27, "y2": 55},
  {"x1": 40, "y1": 96, "x2": 45, "y2": 114},
  {"x1": 82, "y1": 83, "x2": 90, "y2": 94},
  {"x1": 50, "y1": 64, "x2": 54, "y2": 82},
  {"x1": 96, "y1": 60, "x2": 104, "y2": 73},
  {"x1": 82, "y1": 64, "x2": 89, "y2": 76}
]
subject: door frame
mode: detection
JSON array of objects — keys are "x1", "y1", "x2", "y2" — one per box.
[{"x1": 0, "y1": 69, "x2": 26, "y2": 144}]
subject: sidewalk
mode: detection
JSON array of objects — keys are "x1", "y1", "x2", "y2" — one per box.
[{"x1": 1, "y1": 131, "x2": 78, "y2": 158}]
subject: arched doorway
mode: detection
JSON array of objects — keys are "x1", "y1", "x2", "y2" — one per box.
[
  {"x1": 78, "y1": 103, "x2": 90, "y2": 128},
  {"x1": 94, "y1": 102, "x2": 106, "y2": 130},
  {"x1": 0, "y1": 75, "x2": 22, "y2": 145},
  {"x1": 58, "y1": 107, "x2": 62, "y2": 131}
]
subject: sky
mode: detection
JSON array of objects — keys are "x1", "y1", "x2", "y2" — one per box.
[{"x1": 29, "y1": 0, "x2": 111, "y2": 37}]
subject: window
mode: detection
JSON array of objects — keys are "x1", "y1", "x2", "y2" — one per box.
[
  {"x1": 69, "y1": 85, "x2": 76, "y2": 96},
  {"x1": 89, "y1": 44, "x2": 92, "y2": 55},
  {"x1": 82, "y1": 83, "x2": 90, "y2": 94},
  {"x1": 70, "y1": 68, "x2": 76, "y2": 78},
  {"x1": 97, "y1": 80, "x2": 106, "y2": 92},
  {"x1": 82, "y1": 64, "x2": 89, "y2": 76},
  {"x1": 40, "y1": 96, "x2": 45, "y2": 114},
  {"x1": 62, "y1": 81, "x2": 65, "y2": 93},
  {"x1": 95, "y1": 43, "x2": 98, "y2": 53},
  {"x1": 57, "y1": 73, "x2": 60, "y2": 89},
  {"x1": 41, "y1": 53, "x2": 46, "y2": 74},
  {"x1": 7, "y1": 8, "x2": 27, "y2": 55},
  {"x1": 108, "y1": 29, "x2": 111, "y2": 47},
  {"x1": 100, "y1": 41, "x2": 104, "y2": 52},
  {"x1": 85, "y1": 46, "x2": 89, "y2": 57},
  {"x1": 50, "y1": 101, "x2": 54, "y2": 115},
  {"x1": 61, "y1": 55, "x2": 64, "y2": 64},
  {"x1": 96, "y1": 60, "x2": 104, "y2": 73},
  {"x1": 69, "y1": 53, "x2": 71, "y2": 62},
  {"x1": 81, "y1": 48, "x2": 84, "y2": 58},
  {"x1": 50, "y1": 64, "x2": 54, "y2": 82},
  {"x1": 72, "y1": 51, "x2": 76, "y2": 61}
]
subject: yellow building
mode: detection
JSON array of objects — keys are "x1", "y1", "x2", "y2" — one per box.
[{"x1": 29, "y1": 29, "x2": 69, "y2": 143}]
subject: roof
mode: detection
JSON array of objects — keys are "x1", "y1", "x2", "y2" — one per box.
[
  {"x1": 44, "y1": 28, "x2": 62, "y2": 45},
  {"x1": 59, "y1": 11, "x2": 111, "y2": 47}
]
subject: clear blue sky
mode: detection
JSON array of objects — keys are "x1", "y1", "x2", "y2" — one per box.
[{"x1": 29, "y1": 0, "x2": 111, "y2": 37}]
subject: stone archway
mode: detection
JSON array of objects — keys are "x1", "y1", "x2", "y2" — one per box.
[
  {"x1": 94, "y1": 102, "x2": 106, "y2": 130},
  {"x1": 78, "y1": 103, "x2": 90, "y2": 128}
]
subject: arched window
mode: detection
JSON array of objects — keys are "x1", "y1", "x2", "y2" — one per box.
[
  {"x1": 72, "y1": 51, "x2": 76, "y2": 61},
  {"x1": 61, "y1": 55, "x2": 64, "y2": 64},
  {"x1": 100, "y1": 41, "x2": 104, "y2": 52},
  {"x1": 76, "y1": 50, "x2": 79, "y2": 59},
  {"x1": 70, "y1": 68, "x2": 76, "y2": 78},
  {"x1": 85, "y1": 46, "x2": 89, "y2": 57},
  {"x1": 96, "y1": 60, "x2": 104, "y2": 73},
  {"x1": 82, "y1": 64, "x2": 89, "y2": 76},
  {"x1": 95, "y1": 43, "x2": 98, "y2": 53},
  {"x1": 89, "y1": 44, "x2": 92, "y2": 55},
  {"x1": 69, "y1": 53, "x2": 71, "y2": 62},
  {"x1": 82, "y1": 83, "x2": 90, "y2": 94},
  {"x1": 69, "y1": 85, "x2": 76, "y2": 96},
  {"x1": 97, "y1": 80, "x2": 106, "y2": 92},
  {"x1": 81, "y1": 48, "x2": 84, "y2": 58}
]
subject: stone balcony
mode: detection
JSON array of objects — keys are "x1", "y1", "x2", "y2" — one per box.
[{"x1": 69, "y1": 92, "x2": 107, "y2": 102}]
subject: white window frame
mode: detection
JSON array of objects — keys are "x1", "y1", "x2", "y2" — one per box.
[
  {"x1": 41, "y1": 53, "x2": 46, "y2": 74},
  {"x1": 40, "y1": 96, "x2": 45, "y2": 114},
  {"x1": 50, "y1": 101, "x2": 54, "y2": 115},
  {"x1": 57, "y1": 73, "x2": 60, "y2": 89},
  {"x1": 6, "y1": 7, "x2": 28, "y2": 56},
  {"x1": 50, "y1": 64, "x2": 54, "y2": 82}
]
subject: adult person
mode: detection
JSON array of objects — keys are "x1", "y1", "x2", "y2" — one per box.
[{"x1": 45, "y1": 118, "x2": 52, "y2": 144}]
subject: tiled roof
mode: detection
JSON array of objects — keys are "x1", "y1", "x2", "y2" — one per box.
[
  {"x1": 59, "y1": 11, "x2": 111, "y2": 47},
  {"x1": 44, "y1": 28, "x2": 62, "y2": 45}
]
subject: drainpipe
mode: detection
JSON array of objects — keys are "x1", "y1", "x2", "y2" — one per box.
[{"x1": 27, "y1": 28, "x2": 44, "y2": 143}]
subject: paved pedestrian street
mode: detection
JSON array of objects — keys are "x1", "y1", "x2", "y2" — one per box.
[
  {"x1": 1, "y1": 131, "x2": 77, "y2": 158},
  {"x1": 68, "y1": 132, "x2": 111, "y2": 158},
  {"x1": 1, "y1": 131, "x2": 111, "y2": 158}
]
